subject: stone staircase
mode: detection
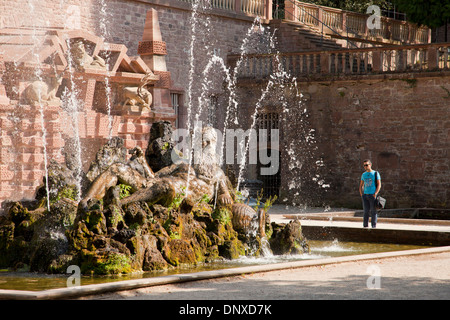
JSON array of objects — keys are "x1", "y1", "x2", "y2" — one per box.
[
  {"x1": 271, "y1": 19, "x2": 345, "y2": 52},
  {"x1": 272, "y1": 0, "x2": 431, "y2": 53}
]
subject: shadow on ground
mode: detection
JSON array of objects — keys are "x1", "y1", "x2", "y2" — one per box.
[{"x1": 99, "y1": 274, "x2": 450, "y2": 300}]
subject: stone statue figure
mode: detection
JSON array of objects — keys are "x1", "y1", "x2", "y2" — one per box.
[
  {"x1": 121, "y1": 72, "x2": 154, "y2": 110},
  {"x1": 79, "y1": 123, "x2": 266, "y2": 238},
  {"x1": 80, "y1": 126, "x2": 231, "y2": 208},
  {"x1": 69, "y1": 40, "x2": 106, "y2": 71},
  {"x1": 22, "y1": 67, "x2": 66, "y2": 104}
]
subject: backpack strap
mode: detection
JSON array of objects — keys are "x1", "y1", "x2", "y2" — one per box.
[{"x1": 374, "y1": 171, "x2": 380, "y2": 188}]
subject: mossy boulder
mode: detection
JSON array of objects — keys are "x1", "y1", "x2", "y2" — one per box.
[
  {"x1": 79, "y1": 250, "x2": 132, "y2": 275},
  {"x1": 269, "y1": 220, "x2": 310, "y2": 255},
  {"x1": 162, "y1": 239, "x2": 197, "y2": 266},
  {"x1": 219, "y1": 239, "x2": 246, "y2": 260},
  {"x1": 28, "y1": 199, "x2": 77, "y2": 272}
]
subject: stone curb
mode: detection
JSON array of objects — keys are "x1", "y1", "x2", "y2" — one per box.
[{"x1": 1, "y1": 246, "x2": 449, "y2": 300}]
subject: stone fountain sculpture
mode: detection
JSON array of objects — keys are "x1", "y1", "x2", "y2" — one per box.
[
  {"x1": 22, "y1": 66, "x2": 66, "y2": 104},
  {"x1": 121, "y1": 72, "x2": 154, "y2": 110},
  {"x1": 0, "y1": 119, "x2": 309, "y2": 274},
  {"x1": 80, "y1": 122, "x2": 265, "y2": 237},
  {"x1": 69, "y1": 39, "x2": 106, "y2": 71},
  {"x1": 0, "y1": 9, "x2": 309, "y2": 275}
]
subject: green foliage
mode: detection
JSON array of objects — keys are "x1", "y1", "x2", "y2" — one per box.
[
  {"x1": 199, "y1": 193, "x2": 211, "y2": 204},
  {"x1": 392, "y1": 0, "x2": 450, "y2": 28},
  {"x1": 94, "y1": 253, "x2": 132, "y2": 275},
  {"x1": 161, "y1": 142, "x2": 170, "y2": 150},
  {"x1": 253, "y1": 189, "x2": 278, "y2": 213},
  {"x1": 212, "y1": 207, "x2": 232, "y2": 225},
  {"x1": 118, "y1": 184, "x2": 132, "y2": 200},
  {"x1": 263, "y1": 194, "x2": 278, "y2": 213},
  {"x1": 234, "y1": 190, "x2": 247, "y2": 204},
  {"x1": 167, "y1": 186, "x2": 186, "y2": 211}
]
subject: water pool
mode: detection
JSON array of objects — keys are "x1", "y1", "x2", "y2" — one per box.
[{"x1": 0, "y1": 240, "x2": 430, "y2": 291}]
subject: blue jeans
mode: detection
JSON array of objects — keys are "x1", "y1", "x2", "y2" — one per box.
[{"x1": 362, "y1": 194, "x2": 377, "y2": 228}]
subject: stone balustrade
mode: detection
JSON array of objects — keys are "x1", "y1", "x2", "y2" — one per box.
[
  {"x1": 284, "y1": 0, "x2": 431, "y2": 45},
  {"x1": 176, "y1": 0, "x2": 430, "y2": 45},
  {"x1": 228, "y1": 43, "x2": 450, "y2": 79}
]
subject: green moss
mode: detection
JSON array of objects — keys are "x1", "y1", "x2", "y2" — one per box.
[
  {"x1": 162, "y1": 210, "x2": 184, "y2": 240},
  {"x1": 212, "y1": 207, "x2": 232, "y2": 225},
  {"x1": 219, "y1": 239, "x2": 245, "y2": 260},
  {"x1": 167, "y1": 187, "x2": 186, "y2": 211},
  {"x1": 98, "y1": 253, "x2": 132, "y2": 274},
  {"x1": 105, "y1": 205, "x2": 125, "y2": 230},
  {"x1": 80, "y1": 252, "x2": 132, "y2": 275},
  {"x1": 118, "y1": 184, "x2": 132, "y2": 199}
]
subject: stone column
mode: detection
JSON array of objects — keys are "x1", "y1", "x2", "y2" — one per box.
[{"x1": 138, "y1": 9, "x2": 173, "y2": 115}]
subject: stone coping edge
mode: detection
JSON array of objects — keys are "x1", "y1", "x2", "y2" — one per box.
[{"x1": 1, "y1": 246, "x2": 450, "y2": 300}]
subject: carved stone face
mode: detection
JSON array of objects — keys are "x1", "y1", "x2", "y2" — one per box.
[
  {"x1": 193, "y1": 127, "x2": 219, "y2": 180},
  {"x1": 201, "y1": 126, "x2": 217, "y2": 149}
]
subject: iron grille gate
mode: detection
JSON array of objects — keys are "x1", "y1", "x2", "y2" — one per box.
[{"x1": 256, "y1": 112, "x2": 281, "y2": 199}]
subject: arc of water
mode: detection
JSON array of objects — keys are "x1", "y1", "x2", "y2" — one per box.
[
  {"x1": 235, "y1": 30, "x2": 281, "y2": 192},
  {"x1": 184, "y1": 0, "x2": 215, "y2": 198},
  {"x1": 213, "y1": 17, "x2": 274, "y2": 204},
  {"x1": 184, "y1": 0, "x2": 202, "y2": 198},
  {"x1": 26, "y1": 0, "x2": 51, "y2": 211},
  {"x1": 99, "y1": 0, "x2": 114, "y2": 140},
  {"x1": 63, "y1": 38, "x2": 83, "y2": 202}
]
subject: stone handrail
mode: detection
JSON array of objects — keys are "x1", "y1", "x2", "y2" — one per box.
[
  {"x1": 228, "y1": 43, "x2": 450, "y2": 79},
  {"x1": 284, "y1": 0, "x2": 431, "y2": 45}
]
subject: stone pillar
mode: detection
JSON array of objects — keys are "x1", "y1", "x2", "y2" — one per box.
[{"x1": 138, "y1": 9, "x2": 173, "y2": 115}]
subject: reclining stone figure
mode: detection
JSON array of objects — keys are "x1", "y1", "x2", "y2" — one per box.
[
  {"x1": 80, "y1": 126, "x2": 232, "y2": 209},
  {"x1": 79, "y1": 125, "x2": 266, "y2": 237}
]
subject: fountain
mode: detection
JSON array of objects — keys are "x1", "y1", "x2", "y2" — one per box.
[{"x1": 0, "y1": 5, "x2": 311, "y2": 276}]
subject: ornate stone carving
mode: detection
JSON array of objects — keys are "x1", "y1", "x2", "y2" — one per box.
[
  {"x1": 138, "y1": 40, "x2": 167, "y2": 55},
  {"x1": 69, "y1": 40, "x2": 106, "y2": 71},
  {"x1": 121, "y1": 72, "x2": 156, "y2": 110},
  {"x1": 22, "y1": 69, "x2": 65, "y2": 104}
]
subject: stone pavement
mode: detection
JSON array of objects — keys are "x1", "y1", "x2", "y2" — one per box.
[{"x1": 268, "y1": 205, "x2": 450, "y2": 233}]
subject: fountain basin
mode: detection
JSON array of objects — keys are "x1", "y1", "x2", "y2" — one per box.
[
  {"x1": 0, "y1": 239, "x2": 434, "y2": 293},
  {"x1": 0, "y1": 244, "x2": 448, "y2": 300}
]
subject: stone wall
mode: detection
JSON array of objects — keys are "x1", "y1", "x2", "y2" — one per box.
[
  {"x1": 304, "y1": 73, "x2": 450, "y2": 208},
  {"x1": 236, "y1": 72, "x2": 450, "y2": 209}
]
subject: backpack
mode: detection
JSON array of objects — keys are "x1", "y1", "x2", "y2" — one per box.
[{"x1": 373, "y1": 171, "x2": 386, "y2": 209}]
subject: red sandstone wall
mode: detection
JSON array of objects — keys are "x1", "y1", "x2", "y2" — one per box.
[
  {"x1": 299, "y1": 73, "x2": 450, "y2": 208},
  {"x1": 235, "y1": 73, "x2": 450, "y2": 209}
]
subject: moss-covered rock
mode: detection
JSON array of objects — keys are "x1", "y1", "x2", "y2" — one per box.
[
  {"x1": 0, "y1": 179, "x2": 308, "y2": 275},
  {"x1": 269, "y1": 220, "x2": 310, "y2": 255},
  {"x1": 219, "y1": 239, "x2": 246, "y2": 260},
  {"x1": 79, "y1": 250, "x2": 132, "y2": 275},
  {"x1": 162, "y1": 239, "x2": 197, "y2": 266}
]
